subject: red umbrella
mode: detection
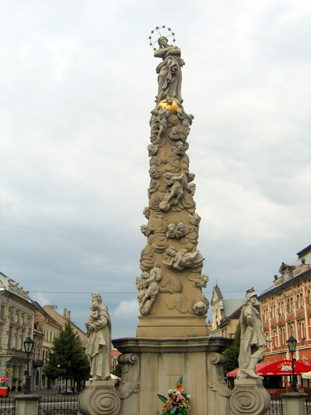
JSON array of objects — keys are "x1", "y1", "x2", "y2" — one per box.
[
  {"x1": 257, "y1": 360, "x2": 311, "y2": 376},
  {"x1": 0, "y1": 376, "x2": 10, "y2": 382},
  {"x1": 226, "y1": 359, "x2": 311, "y2": 378}
]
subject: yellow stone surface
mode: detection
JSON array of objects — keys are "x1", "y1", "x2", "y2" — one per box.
[{"x1": 157, "y1": 99, "x2": 180, "y2": 113}]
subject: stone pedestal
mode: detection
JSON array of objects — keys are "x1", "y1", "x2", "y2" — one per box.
[
  {"x1": 15, "y1": 395, "x2": 40, "y2": 415},
  {"x1": 229, "y1": 379, "x2": 271, "y2": 415},
  {"x1": 78, "y1": 380, "x2": 121, "y2": 415},
  {"x1": 113, "y1": 336, "x2": 232, "y2": 415},
  {"x1": 281, "y1": 392, "x2": 307, "y2": 415}
]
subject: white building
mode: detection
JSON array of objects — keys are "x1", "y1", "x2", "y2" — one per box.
[{"x1": 0, "y1": 272, "x2": 36, "y2": 391}]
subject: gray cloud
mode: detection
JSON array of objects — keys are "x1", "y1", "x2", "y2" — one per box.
[{"x1": 1, "y1": 0, "x2": 310, "y2": 335}]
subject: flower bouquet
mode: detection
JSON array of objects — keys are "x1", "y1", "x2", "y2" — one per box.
[{"x1": 157, "y1": 377, "x2": 191, "y2": 414}]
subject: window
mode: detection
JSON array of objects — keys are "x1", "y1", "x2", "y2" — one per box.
[
  {"x1": 7, "y1": 327, "x2": 12, "y2": 349},
  {"x1": 280, "y1": 327, "x2": 286, "y2": 345},
  {"x1": 298, "y1": 321, "x2": 305, "y2": 340},
  {"x1": 0, "y1": 304, "x2": 4, "y2": 319}
]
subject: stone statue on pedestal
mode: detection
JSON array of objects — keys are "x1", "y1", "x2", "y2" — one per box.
[
  {"x1": 237, "y1": 288, "x2": 267, "y2": 380},
  {"x1": 154, "y1": 36, "x2": 184, "y2": 104},
  {"x1": 85, "y1": 293, "x2": 111, "y2": 381},
  {"x1": 229, "y1": 289, "x2": 271, "y2": 414}
]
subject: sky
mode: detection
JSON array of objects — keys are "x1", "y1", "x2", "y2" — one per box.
[{"x1": 1, "y1": 0, "x2": 310, "y2": 339}]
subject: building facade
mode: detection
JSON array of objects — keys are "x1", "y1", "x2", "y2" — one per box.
[
  {"x1": 258, "y1": 244, "x2": 311, "y2": 362},
  {"x1": 43, "y1": 305, "x2": 87, "y2": 345},
  {"x1": 209, "y1": 284, "x2": 244, "y2": 338},
  {"x1": 0, "y1": 272, "x2": 36, "y2": 391}
]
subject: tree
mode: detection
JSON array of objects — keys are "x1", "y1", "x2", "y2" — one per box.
[
  {"x1": 44, "y1": 321, "x2": 90, "y2": 390},
  {"x1": 224, "y1": 322, "x2": 241, "y2": 375}
]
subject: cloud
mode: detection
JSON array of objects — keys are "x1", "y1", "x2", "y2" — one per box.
[
  {"x1": 113, "y1": 300, "x2": 139, "y2": 320},
  {"x1": 0, "y1": 0, "x2": 310, "y2": 337}
]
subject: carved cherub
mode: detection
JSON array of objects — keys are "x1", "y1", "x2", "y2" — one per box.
[
  {"x1": 166, "y1": 223, "x2": 177, "y2": 238},
  {"x1": 159, "y1": 173, "x2": 185, "y2": 211},
  {"x1": 148, "y1": 179, "x2": 160, "y2": 195},
  {"x1": 149, "y1": 165, "x2": 161, "y2": 179},
  {"x1": 176, "y1": 108, "x2": 194, "y2": 130},
  {"x1": 188, "y1": 183, "x2": 196, "y2": 196},
  {"x1": 173, "y1": 141, "x2": 189, "y2": 156},
  {"x1": 163, "y1": 247, "x2": 204, "y2": 271},
  {"x1": 187, "y1": 173, "x2": 195, "y2": 183},
  {"x1": 193, "y1": 300, "x2": 208, "y2": 316},
  {"x1": 194, "y1": 274, "x2": 209, "y2": 288},
  {"x1": 175, "y1": 223, "x2": 190, "y2": 238},
  {"x1": 143, "y1": 206, "x2": 150, "y2": 220},
  {"x1": 189, "y1": 213, "x2": 201, "y2": 226},
  {"x1": 140, "y1": 225, "x2": 154, "y2": 237},
  {"x1": 168, "y1": 126, "x2": 183, "y2": 141},
  {"x1": 138, "y1": 268, "x2": 162, "y2": 316},
  {"x1": 147, "y1": 144, "x2": 159, "y2": 157}
]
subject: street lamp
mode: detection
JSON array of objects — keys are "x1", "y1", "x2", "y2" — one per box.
[
  {"x1": 24, "y1": 337, "x2": 34, "y2": 394},
  {"x1": 287, "y1": 335, "x2": 298, "y2": 392}
]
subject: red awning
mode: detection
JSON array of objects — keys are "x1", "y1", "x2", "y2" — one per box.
[{"x1": 226, "y1": 359, "x2": 311, "y2": 378}]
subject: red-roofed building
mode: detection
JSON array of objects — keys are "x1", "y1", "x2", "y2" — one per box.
[{"x1": 258, "y1": 244, "x2": 311, "y2": 363}]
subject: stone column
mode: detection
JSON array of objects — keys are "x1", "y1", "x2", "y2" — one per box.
[
  {"x1": 281, "y1": 392, "x2": 307, "y2": 415},
  {"x1": 136, "y1": 31, "x2": 209, "y2": 340},
  {"x1": 15, "y1": 395, "x2": 40, "y2": 415}
]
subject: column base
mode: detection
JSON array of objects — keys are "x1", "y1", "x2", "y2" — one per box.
[
  {"x1": 229, "y1": 379, "x2": 271, "y2": 415},
  {"x1": 113, "y1": 336, "x2": 233, "y2": 415}
]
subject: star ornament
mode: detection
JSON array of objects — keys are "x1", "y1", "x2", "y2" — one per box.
[{"x1": 148, "y1": 25, "x2": 176, "y2": 51}]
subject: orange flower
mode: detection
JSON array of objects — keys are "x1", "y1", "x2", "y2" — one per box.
[{"x1": 176, "y1": 384, "x2": 183, "y2": 391}]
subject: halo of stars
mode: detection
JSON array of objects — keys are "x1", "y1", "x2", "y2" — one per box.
[{"x1": 148, "y1": 25, "x2": 176, "y2": 51}]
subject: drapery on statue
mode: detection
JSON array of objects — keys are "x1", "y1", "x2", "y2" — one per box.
[
  {"x1": 85, "y1": 293, "x2": 111, "y2": 381},
  {"x1": 237, "y1": 288, "x2": 269, "y2": 379},
  {"x1": 153, "y1": 35, "x2": 184, "y2": 104}
]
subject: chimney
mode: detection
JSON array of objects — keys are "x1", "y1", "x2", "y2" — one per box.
[
  {"x1": 67, "y1": 310, "x2": 71, "y2": 320},
  {"x1": 63, "y1": 308, "x2": 67, "y2": 318}
]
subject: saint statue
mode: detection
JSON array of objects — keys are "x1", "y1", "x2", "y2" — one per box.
[
  {"x1": 85, "y1": 293, "x2": 111, "y2": 381},
  {"x1": 237, "y1": 288, "x2": 268, "y2": 379},
  {"x1": 154, "y1": 36, "x2": 184, "y2": 104}
]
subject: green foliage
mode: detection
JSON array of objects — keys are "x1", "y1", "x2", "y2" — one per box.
[
  {"x1": 224, "y1": 322, "x2": 241, "y2": 374},
  {"x1": 157, "y1": 394, "x2": 168, "y2": 404},
  {"x1": 112, "y1": 363, "x2": 122, "y2": 378},
  {"x1": 44, "y1": 321, "x2": 90, "y2": 382}
]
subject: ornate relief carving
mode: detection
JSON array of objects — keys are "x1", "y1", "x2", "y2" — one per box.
[
  {"x1": 117, "y1": 353, "x2": 139, "y2": 400},
  {"x1": 78, "y1": 383, "x2": 121, "y2": 415},
  {"x1": 165, "y1": 293, "x2": 189, "y2": 314},
  {"x1": 140, "y1": 245, "x2": 154, "y2": 271}
]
